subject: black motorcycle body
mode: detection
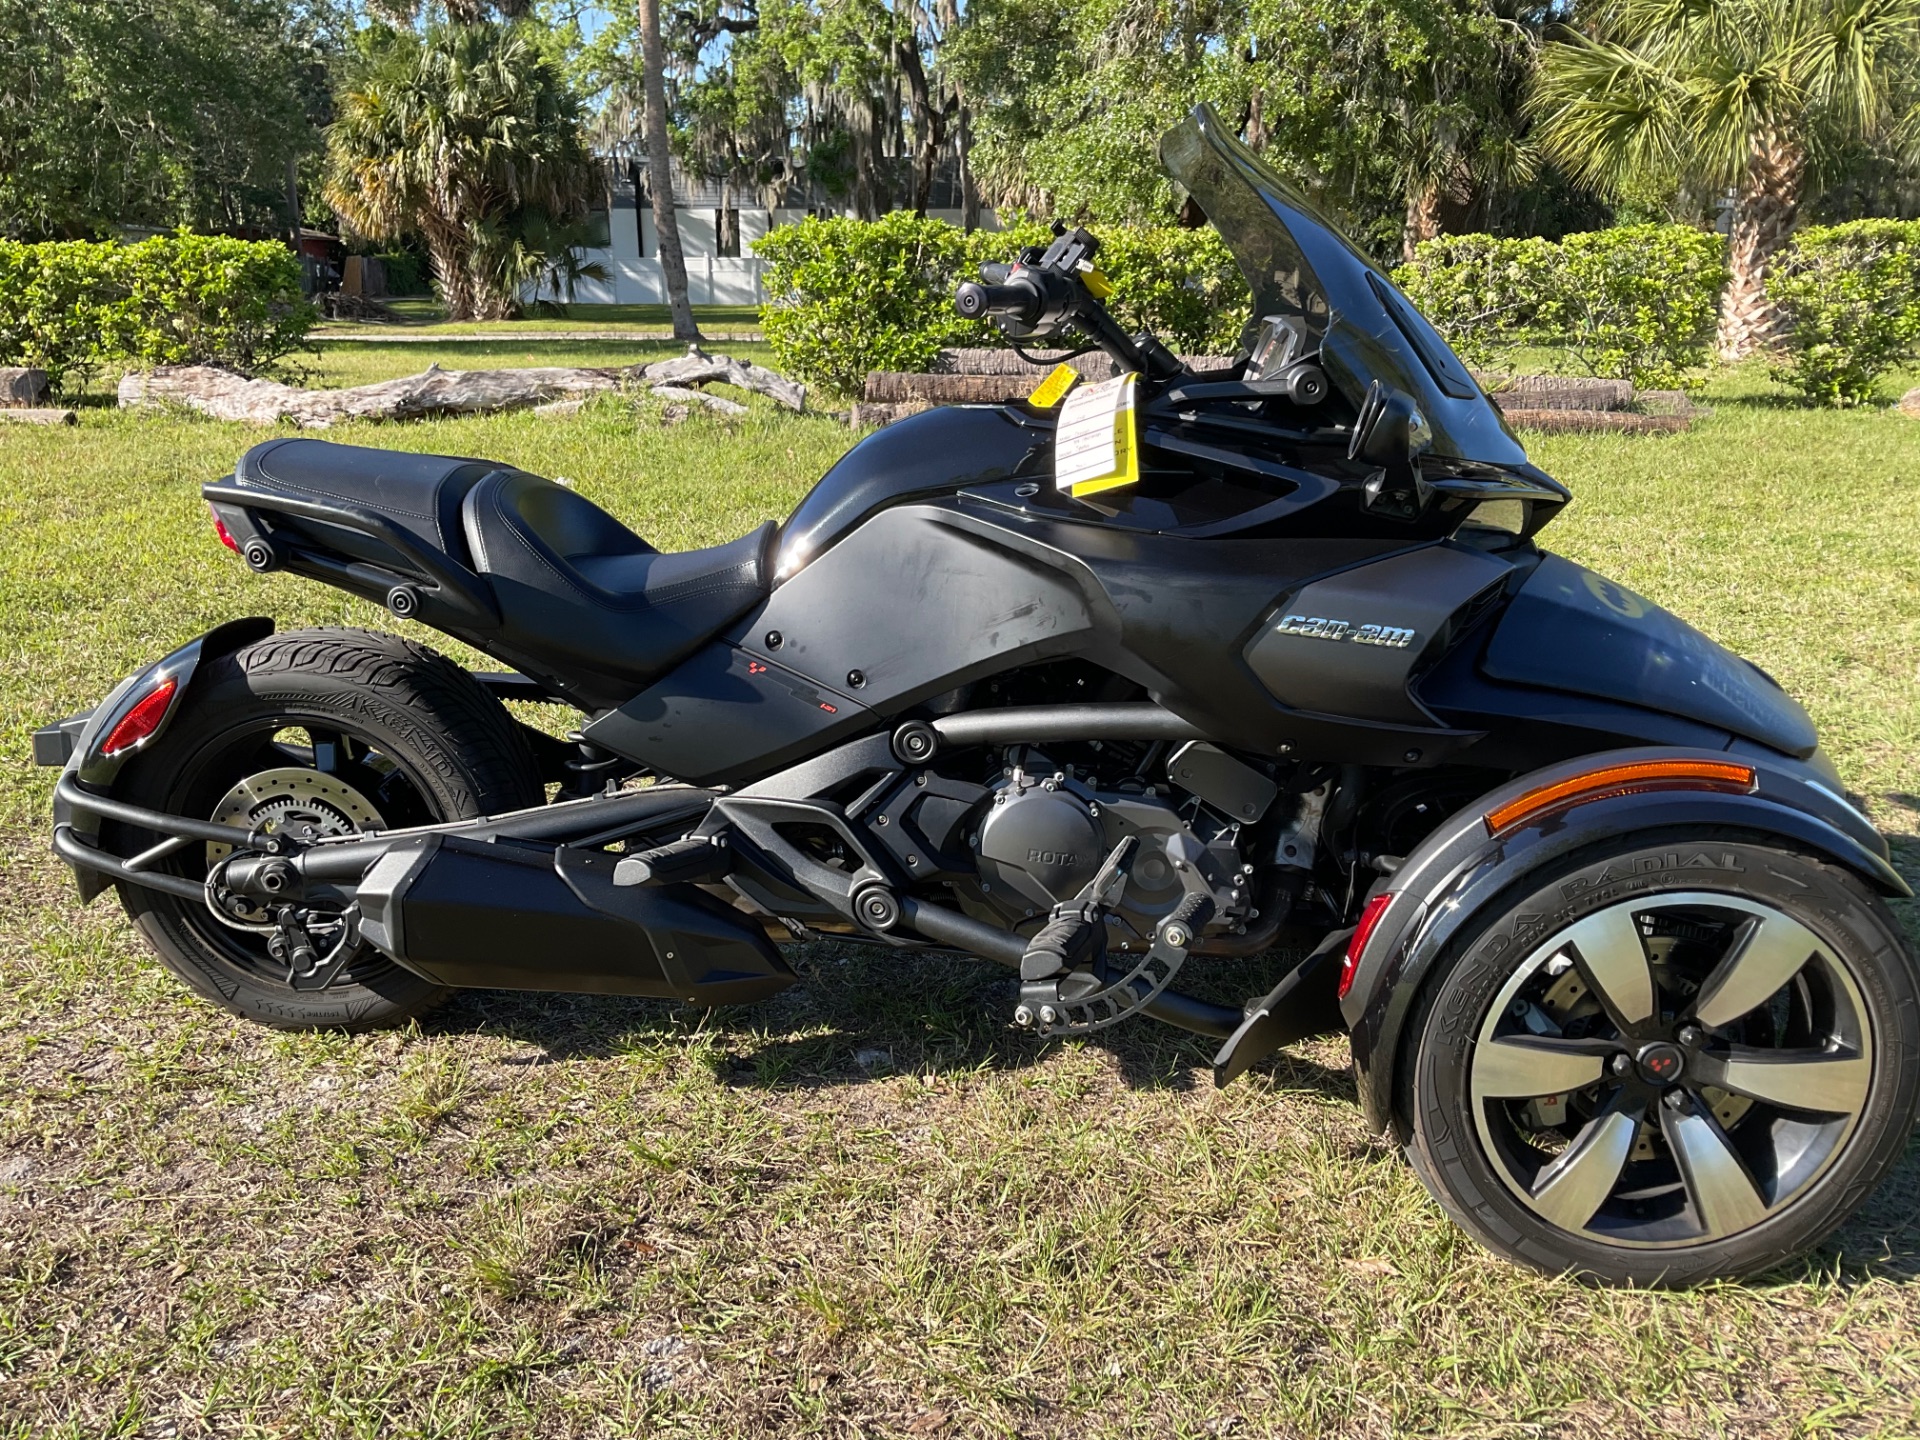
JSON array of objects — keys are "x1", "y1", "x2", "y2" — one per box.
[{"x1": 38, "y1": 105, "x2": 1917, "y2": 1286}]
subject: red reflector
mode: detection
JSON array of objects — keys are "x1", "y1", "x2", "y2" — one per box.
[
  {"x1": 1339, "y1": 892, "x2": 1394, "y2": 1000},
  {"x1": 209, "y1": 505, "x2": 240, "y2": 552},
  {"x1": 100, "y1": 678, "x2": 178, "y2": 757}
]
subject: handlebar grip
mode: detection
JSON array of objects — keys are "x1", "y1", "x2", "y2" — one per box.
[{"x1": 954, "y1": 279, "x2": 1041, "y2": 324}]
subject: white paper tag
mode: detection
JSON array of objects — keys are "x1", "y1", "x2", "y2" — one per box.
[{"x1": 1053, "y1": 372, "x2": 1140, "y2": 495}]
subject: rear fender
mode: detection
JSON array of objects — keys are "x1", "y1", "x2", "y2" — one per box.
[
  {"x1": 50, "y1": 617, "x2": 275, "y2": 899},
  {"x1": 1340, "y1": 745, "x2": 1905, "y2": 1136}
]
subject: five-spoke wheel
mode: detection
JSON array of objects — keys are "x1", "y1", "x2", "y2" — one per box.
[{"x1": 1405, "y1": 839, "x2": 1920, "y2": 1284}]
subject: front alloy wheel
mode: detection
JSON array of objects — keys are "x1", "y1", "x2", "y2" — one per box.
[{"x1": 1405, "y1": 839, "x2": 1920, "y2": 1285}]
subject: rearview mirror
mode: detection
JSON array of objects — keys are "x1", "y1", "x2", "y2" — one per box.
[{"x1": 1350, "y1": 380, "x2": 1433, "y2": 521}]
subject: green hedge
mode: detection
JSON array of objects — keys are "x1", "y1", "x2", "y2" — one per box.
[
  {"x1": 1766, "y1": 220, "x2": 1920, "y2": 407},
  {"x1": 755, "y1": 215, "x2": 1247, "y2": 395},
  {"x1": 1394, "y1": 225, "x2": 1727, "y2": 389},
  {"x1": 0, "y1": 233, "x2": 314, "y2": 395}
]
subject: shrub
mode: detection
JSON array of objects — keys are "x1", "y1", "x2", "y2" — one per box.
[
  {"x1": 756, "y1": 215, "x2": 1249, "y2": 395},
  {"x1": 1557, "y1": 226, "x2": 1726, "y2": 388},
  {"x1": 756, "y1": 213, "x2": 978, "y2": 395},
  {"x1": 1395, "y1": 224, "x2": 1725, "y2": 388},
  {"x1": 0, "y1": 241, "x2": 120, "y2": 394},
  {"x1": 1391, "y1": 234, "x2": 1563, "y2": 368},
  {"x1": 1766, "y1": 220, "x2": 1920, "y2": 407},
  {"x1": 0, "y1": 232, "x2": 313, "y2": 395}
]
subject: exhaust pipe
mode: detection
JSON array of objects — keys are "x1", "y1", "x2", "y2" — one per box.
[{"x1": 355, "y1": 834, "x2": 793, "y2": 1005}]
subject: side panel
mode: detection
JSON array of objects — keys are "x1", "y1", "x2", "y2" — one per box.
[
  {"x1": 581, "y1": 643, "x2": 876, "y2": 787},
  {"x1": 1482, "y1": 553, "x2": 1818, "y2": 758},
  {"x1": 746, "y1": 506, "x2": 1100, "y2": 716},
  {"x1": 1244, "y1": 542, "x2": 1513, "y2": 725}
]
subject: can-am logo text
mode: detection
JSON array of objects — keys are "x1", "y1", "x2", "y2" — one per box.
[{"x1": 1276, "y1": 614, "x2": 1417, "y2": 649}]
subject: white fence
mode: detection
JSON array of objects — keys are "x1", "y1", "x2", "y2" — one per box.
[{"x1": 522, "y1": 203, "x2": 997, "y2": 308}]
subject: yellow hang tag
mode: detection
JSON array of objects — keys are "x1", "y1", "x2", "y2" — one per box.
[
  {"x1": 1027, "y1": 362, "x2": 1080, "y2": 409},
  {"x1": 1054, "y1": 372, "x2": 1141, "y2": 497}
]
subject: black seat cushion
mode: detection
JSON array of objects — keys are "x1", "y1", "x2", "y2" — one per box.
[
  {"x1": 234, "y1": 438, "x2": 495, "y2": 572},
  {"x1": 464, "y1": 468, "x2": 774, "y2": 685}
]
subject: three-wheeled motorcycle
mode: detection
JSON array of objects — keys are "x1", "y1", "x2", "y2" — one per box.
[{"x1": 36, "y1": 105, "x2": 1918, "y2": 1285}]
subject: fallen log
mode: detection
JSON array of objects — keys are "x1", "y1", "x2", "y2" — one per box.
[
  {"x1": 0, "y1": 406, "x2": 76, "y2": 425},
  {"x1": 649, "y1": 384, "x2": 748, "y2": 416},
  {"x1": 850, "y1": 400, "x2": 933, "y2": 428},
  {"x1": 1500, "y1": 408, "x2": 1690, "y2": 434},
  {"x1": 118, "y1": 347, "x2": 804, "y2": 427},
  {"x1": 865, "y1": 373, "x2": 1037, "y2": 404},
  {"x1": 1477, "y1": 375, "x2": 1635, "y2": 411}
]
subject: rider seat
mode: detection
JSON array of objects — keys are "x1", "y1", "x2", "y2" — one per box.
[{"x1": 232, "y1": 438, "x2": 773, "y2": 690}]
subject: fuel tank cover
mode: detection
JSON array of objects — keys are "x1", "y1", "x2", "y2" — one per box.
[{"x1": 1481, "y1": 554, "x2": 1817, "y2": 759}]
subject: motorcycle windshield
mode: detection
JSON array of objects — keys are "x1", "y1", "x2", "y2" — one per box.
[{"x1": 1159, "y1": 104, "x2": 1528, "y2": 468}]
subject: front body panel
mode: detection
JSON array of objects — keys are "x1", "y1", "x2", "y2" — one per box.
[{"x1": 1482, "y1": 554, "x2": 1818, "y2": 758}]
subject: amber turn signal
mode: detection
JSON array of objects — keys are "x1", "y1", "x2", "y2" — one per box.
[{"x1": 1483, "y1": 758, "x2": 1757, "y2": 837}]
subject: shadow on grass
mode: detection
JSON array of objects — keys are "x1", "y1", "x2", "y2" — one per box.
[
  {"x1": 428, "y1": 940, "x2": 1357, "y2": 1101},
  {"x1": 1829, "y1": 1132, "x2": 1920, "y2": 1283}
]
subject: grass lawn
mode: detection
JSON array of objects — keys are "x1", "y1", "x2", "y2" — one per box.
[
  {"x1": 315, "y1": 300, "x2": 765, "y2": 337},
  {"x1": 2, "y1": 362, "x2": 1920, "y2": 1437}
]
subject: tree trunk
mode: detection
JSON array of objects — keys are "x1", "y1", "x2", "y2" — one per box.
[
  {"x1": 957, "y1": 100, "x2": 980, "y2": 232},
  {"x1": 1402, "y1": 182, "x2": 1443, "y2": 262},
  {"x1": 1716, "y1": 130, "x2": 1804, "y2": 363},
  {"x1": 424, "y1": 229, "x2": 471, "y2": 322},
  {"x1": 639, "y1": 0, "x2": 701, "y2": 342},
  {"x1": 896, "y1": 38, "x2": 946, "y2": 219}
]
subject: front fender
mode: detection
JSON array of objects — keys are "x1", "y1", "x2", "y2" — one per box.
[
  {"x1": 1340, "y1": 744, "x2": 1905, "y2": 1137},
  {"x1": 50, "y1": 617, "x2": 274, "y2": 899}
]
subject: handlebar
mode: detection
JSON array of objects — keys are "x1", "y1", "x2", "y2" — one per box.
[
  {"x1": 953, "y1": 279, "x2": 1043, "y2": 325},
  {"x1": 953, "y1": 240, "x2": 1183, "y2": 382}
]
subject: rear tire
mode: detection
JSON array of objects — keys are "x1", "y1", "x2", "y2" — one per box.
[
  {"x1": 1401, "y1": 836, "x2": 1920, "y2": 1286},
  {"x1": 115, "y1": 627, "x2": 542, "y2": 1031}
]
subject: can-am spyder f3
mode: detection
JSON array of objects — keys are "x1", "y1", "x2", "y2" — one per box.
[{"x1": 38, "y1": 105, "x2": 1920, "y2": 1286}]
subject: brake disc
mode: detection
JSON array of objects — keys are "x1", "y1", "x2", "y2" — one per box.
[
  {"x1": 204, "y1": 767, "x2": 386, "y2": 935},
  {"x1": 206, "y1": 766, "x2": 385, "y2": 866}
]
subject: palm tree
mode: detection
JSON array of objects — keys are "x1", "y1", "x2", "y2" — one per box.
[
  {"x1": 325, "y1": 20, "x2": 601, "y2": 321},
  {"x1": 1532, "y1": 0, "x2": 1920, "y2": 360}
]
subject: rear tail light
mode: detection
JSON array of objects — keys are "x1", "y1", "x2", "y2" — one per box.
[
  {"x1": 1338, "y1": 892, "x2": 1394, "y2": 1000},
  {"x1": 209, "y1": 504, "x2": 240, "y2": 552},
  {"x1": 100, "y1": 677, "x2": 178, "y2": 757}
]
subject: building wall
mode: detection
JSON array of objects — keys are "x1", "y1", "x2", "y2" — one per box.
[{"x1": 525, "y1": 204, "x2": 1002, "y2": 307}]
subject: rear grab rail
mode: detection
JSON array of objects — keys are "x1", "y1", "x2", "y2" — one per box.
[{"x1": 203, "y1": 480, "x2": 502, "y2": 628}]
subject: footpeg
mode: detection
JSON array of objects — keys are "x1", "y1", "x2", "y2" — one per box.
[
  {"x1": 1017, "y1": 900, "x2": 1208, "y2": 1037},
  {"x1": 613, "y1": 833, "x2": 731, "y2": 887}
]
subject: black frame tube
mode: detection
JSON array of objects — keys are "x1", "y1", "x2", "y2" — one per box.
[
  {"x1": 931, "y1": 704, "x2": 1206, "y2": 749},
  {"x1": 53, "y1": 826, "x2": 206, "y2": 901},
  {"x1": 54, "y1": 773, "x2": 715, "y2": 890}
]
